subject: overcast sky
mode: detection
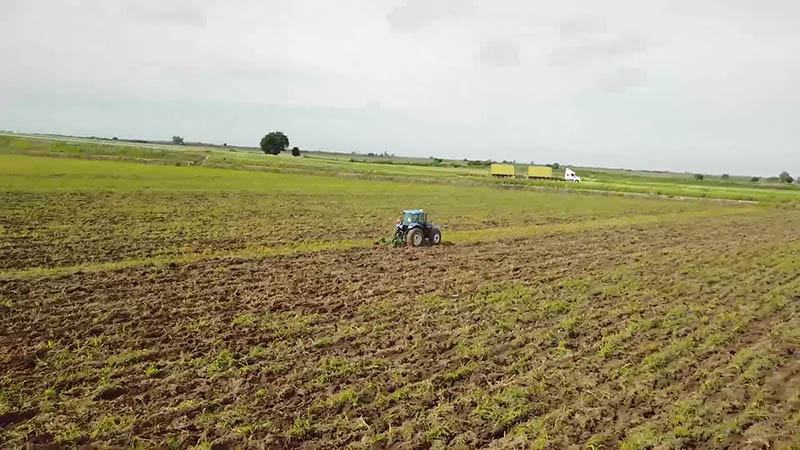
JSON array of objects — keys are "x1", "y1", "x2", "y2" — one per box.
[{"x1": 1, "y1": 0, "x2": 799, "y2": 175}]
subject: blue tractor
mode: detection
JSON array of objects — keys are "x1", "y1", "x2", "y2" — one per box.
[{"x1": 392, "y1": 210, "x2": 442, "y2": 247}]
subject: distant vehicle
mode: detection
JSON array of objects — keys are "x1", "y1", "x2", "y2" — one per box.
[
  {"x1": 527, "y1": 165, "x2": 553, "y2": 179},
  {"x1": 491, "y1": 163, "x2": 581, "y2": 182},
  {"x1": 564, "y1": 168, "x2": 581, "y2": 183},
  {"x1": 490, "y1": 163, "x2": 515, "y2": 177},
  {"x1": 392, "y1": 210, "x2": 442, "y2": 247}
]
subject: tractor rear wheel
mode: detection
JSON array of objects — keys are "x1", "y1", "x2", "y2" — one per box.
[
  {"x1": 431, "y1": 229, "x2": 441, "y2": 245},
  {"x1": 407, "y1": 228, "x2": 424, "y2": 247}
]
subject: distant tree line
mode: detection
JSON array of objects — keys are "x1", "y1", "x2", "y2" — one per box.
[
  {"x1": 364, "y1": 151, "x2": 395, "y2": 158},
  {"x1": 691, "y1": 172, "x2": 793, "y2": 184},
  {"x1": 464, "y1": 159, "x2": 491, "y2": 167}
]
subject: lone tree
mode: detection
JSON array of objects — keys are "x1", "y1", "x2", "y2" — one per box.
[
  {"x1": 291, "y1": 146, "x2": 300, "y2": 157},
  {"x1": 260, "y1": 132, "x2": 289, "y2": 155},
  {"x1": 172, "y1": 136, "x2": 184, "y2": 145},
  {"x1": 721, "y1": 174, "x2": 730, "y2": 179},
  {"x1": 694, "y1": 174, "x2": 704, "y2": 180},
  {"x1": 779, "y1": 171, "x2": 794, "y2": 184},
  {"x1": 751, "y1": 176, "x2": 760, "y2": 182}
]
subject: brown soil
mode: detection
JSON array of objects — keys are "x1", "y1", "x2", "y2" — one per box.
[{"x1": 1, "y1": 211, "x2": 799, "y2": 448}]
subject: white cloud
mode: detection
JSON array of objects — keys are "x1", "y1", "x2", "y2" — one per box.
[
  {"x1": 559, "y1": 14, "x2": 606, "y2": 39},
  {"x1": 386, "y1": 0, "x2": 474, "y2": 32},
  {"x1": 479, "y1": 39, "x2": 520, "y2": 67},
  {"x1": 125, "y1": 1, "x2": 209, "y2": 28}
]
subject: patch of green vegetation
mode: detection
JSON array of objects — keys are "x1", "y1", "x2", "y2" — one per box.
[
  {"x1": 90, "y1": 414, "x2": 132, "y2": 439},
  {"x1": 263, "y1": 312, "x2": 320, "y2": 339},
  {"x1": 425, "y1": 424, "x2": 454, "y2": 443},
  {"x1": 586, "y1": 433, "x2": 611, "y2": 450},
  {"x1": 710, "y1": 399, "x2": 770, "y2": 442},
  {"x1": 321, "y1": 384, "x2": 377, "y2": 411},
  {"x1": 56, "y1": 424, "x2": 83, "y2": 443},
  {"x1": 729, "y1": 347, "x2": 757, "y2": 374},
  {"x1": 207, "y1": 349, "x2": 236, "y2": 376},
  {"x1": 598, "y1": 318, "x2": 655, "y2": 358},
  {"x1": 107, "y1": 349, "x2": 155, "y2": 367},
  {"x1": 233, "y1": 313, "x2": 256, "y2": 326},
  {"x1": 42, "y1": 386, "x2": 57, "y2": 400},
  {"x1": 0, "y1": 380, "x2": 23, "y2": 414},
  {"x1": 314, "y1": 357, "x2": 377, "y2": 385},
  {"x1": 660, "y1": 305, "x2": 694, "y2": 331},
  {"x1": 669, "y1": 399, "x2": 706, "y2": 439},
  {"x1": 289, "y1": 416, "x2": 315, "y2": 439},
  {"x1": 474, "y1": 386, "x2": 535, "y2": 428},
  {"x1": 313, "y1": 337, "x2": 333, "y2": 348},
  {"x1": 641, "y1": 337, "x2": 693, "y2": 371},
  {"x1": 233, "y1": 421, "x2": 272, "y2": 436},
  {"x1": 254, "y1": 389, "x2": 268, "y2": 400},
  {"x1": 171, "y1": 399, "x2": 200, "y2": 413},
  {"x1": 620, "y1": 424, "x2": 660, "y2": 450},
  {"x1": 443, "y1": 362, "x2": 478, "y2": 382},
  {"x1": 739, "y1": 353, "x2": 780, "y2": 384},
  {"x1": 378, "y1": 381, "x2": 434, "y2": 407},
  {"x1": 144, "y1": 364, "x2": 161, "y2": 378},
  {"x1": 456, "y1": 340, "x2": 489, "y2": 360},
  {"x1": 182, "y1": 318, "x2": 211, "y2": 331},
  {"x1": 326, "y1": 388, "x2": 359, "y2": 409},
  {"x1": 248, "y1": 346, "x2": 268, "y2": 359}
]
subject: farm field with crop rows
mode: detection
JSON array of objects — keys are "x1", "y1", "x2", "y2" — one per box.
[{"x1": 1, "y1": 137, "x2": 799, "y2": 449}]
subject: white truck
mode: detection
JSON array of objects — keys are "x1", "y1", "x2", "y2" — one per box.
[{"x1": 564, "y1": 168, "x2": 581, "y2": 183}]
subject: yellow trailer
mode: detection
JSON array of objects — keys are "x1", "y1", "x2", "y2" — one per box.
[
  {"x1": 527, "y1": 166, "x2": 553, "y2": 179},
  {"x1": 490, "y1": 163, "x2": 515, "y2": 177}
]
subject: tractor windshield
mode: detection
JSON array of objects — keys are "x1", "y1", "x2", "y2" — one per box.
[{"x1": 403, "y1": 212, "x2": 423, "y2": 225}]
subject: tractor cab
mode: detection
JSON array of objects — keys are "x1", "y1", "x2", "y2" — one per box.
[
  {"x1": 401, "y1": 210, "x2": 426, "y2": 227},
  {"x1": 393, "y1": 210, "x2": 442, "y2": 247}
]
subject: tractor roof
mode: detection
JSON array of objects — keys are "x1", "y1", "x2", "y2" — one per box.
[{"x1": 403, "y1": 209, "x2": 424, "y2": 214}]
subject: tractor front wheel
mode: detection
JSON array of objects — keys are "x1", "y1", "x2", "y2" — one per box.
[
  {"x1": 431, "y1": 229, "x2": 441, "y2": 245},
  {"x1": 407, "y1": 228, "x2": 424, "y2": 247}
]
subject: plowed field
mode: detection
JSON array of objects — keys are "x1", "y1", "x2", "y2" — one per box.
[{"x1": 1, "y1": 151, "x2": 799, "y2": 449}]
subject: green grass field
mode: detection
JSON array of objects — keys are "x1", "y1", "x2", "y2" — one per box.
[
  {"x1": 1, "y1": 135, "x2": 799, "y2": 449},
  {"x1": 3, "y1": 134, "x2": 799, "y2": 203}
]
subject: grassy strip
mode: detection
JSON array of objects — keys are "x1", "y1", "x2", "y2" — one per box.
[
  {"x1": 0, "y1": 239, "x2": 372, "y2": 280},
  {"x1": 0, "y1": 207, "x2": 759, "y2": 281},
  {"x1": 447, "y1": 206, "x2": 760, "y2": 243}
]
